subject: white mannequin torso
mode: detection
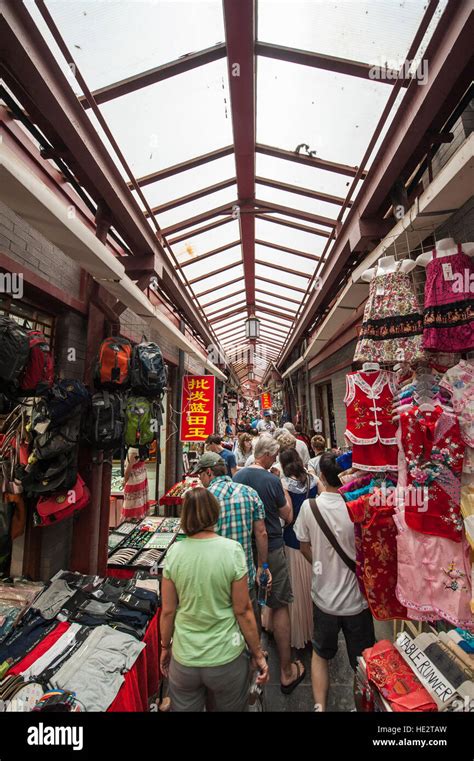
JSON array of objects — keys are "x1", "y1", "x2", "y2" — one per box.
[
  {"x1": 415, "y1": 238, "x2": 474, "y2": 267},
  {"x1": 361, "y1": 255, "x2": 416, "y2": 283}
]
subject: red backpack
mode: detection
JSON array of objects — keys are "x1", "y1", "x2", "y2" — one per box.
[
  {"x1": 35, "y1": 474, "x2": 90, "y2": 526},
  {"x1": 19, "y1": 331, "x2": 54, "y2": 395}
]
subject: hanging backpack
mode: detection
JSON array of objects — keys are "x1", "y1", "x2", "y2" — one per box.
[
  {"x1": 35, "y1": 474, "x2": 90, "y2": 526},
  {"x1": 32, "y1": 411, "x2": 81, "y2": 460},
  {"x1": 0, "y1": 316, "x2": 30, "y2": 386},
  {"x1": 95, "y1": 337, "x2": 132, "y2": 389},
  {"x1": 18, "y1": 331, "x2": 54, "y2": 396},
  {"x1": 130, "y1": 342, "x2": 167, "y2": 397},
  {"x1": 124, "y1": 396, "x2": 155, "y2": 447},
  {"x1": 32, "y1": 380, "x2": 89, "y2": 431},
  {"x1": 17, "y1": 448, "x2": 78, "y2": 497},
  {"x1": 88, "y1": 391, "x2": 124, "y2": 451}
]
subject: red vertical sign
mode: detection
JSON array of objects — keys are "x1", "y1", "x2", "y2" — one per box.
[
  {"x1": 180, "y1": 375, "x2": 216, "y2": 442},
  {"x1": 261, "y1": 392, "x2": 272, "y2": 410}
]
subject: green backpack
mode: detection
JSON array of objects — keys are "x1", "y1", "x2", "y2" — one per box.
[{"x1": 124, "y1": 396, "x2": 155, "y2": 446}]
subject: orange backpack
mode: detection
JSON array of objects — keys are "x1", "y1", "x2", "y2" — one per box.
[{"x1": 95, "y1": 337, "x2": 132, "y2": 388}]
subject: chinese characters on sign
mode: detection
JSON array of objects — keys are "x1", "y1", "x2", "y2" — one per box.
[
  {"x1": 260, "y1": 392, "x2": 272, "y2": 410},
  {"x1": 180, "y1": 375, "x2": 216, "y2": 442}
]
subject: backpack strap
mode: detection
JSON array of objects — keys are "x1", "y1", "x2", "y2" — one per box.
[{"x1": 308, "y1": 498, "x2": 356, "y2": 573}]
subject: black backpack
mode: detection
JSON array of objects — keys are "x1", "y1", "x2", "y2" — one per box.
[
  {"x1": 88, "y1": 391, "x2": 124, "y2": 451},
  {"x1": 0, "y1": 316, "x2": 30, "y2": 386},
  {"x1": 16, "y1": 448, "x2": 78, "y2": 496},
  {"x1": 32, "y1": 380, "x2": 90, "y2": 431},
  {"x1": 33, "y1": 410, "x2": 82, "y2": 460},
  {"x1": 130, "y1": 342, "x2": 167, "y2": 397}
]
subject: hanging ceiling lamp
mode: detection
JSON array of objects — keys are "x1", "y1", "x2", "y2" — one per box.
[
  {"x1": 248, "y1": 370, "x2": 255, "y2": 381},
  {"x1": 245, "y1": 316, "x2": 260, "y2": 340}
]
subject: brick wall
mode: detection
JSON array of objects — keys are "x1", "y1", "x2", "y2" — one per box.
[{"x1": 0, "y1": 200, "x2": 82, "y2": 298}]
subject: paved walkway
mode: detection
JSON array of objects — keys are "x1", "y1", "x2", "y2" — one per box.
[{"x1": 261, "y1": 631, "x2": 356, "y2": 712}]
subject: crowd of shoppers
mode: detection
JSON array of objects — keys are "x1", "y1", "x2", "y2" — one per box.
[{"x1": 161, "y1": 411, "x2": 375, "y2": 712}]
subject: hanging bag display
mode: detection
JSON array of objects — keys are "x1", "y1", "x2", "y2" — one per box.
[
  {"x1": 124, "y1": 397, "x2": 155, "y2": 446},
  {"x1": 32, "y1": 411, "x2": 81, "y2": 460},
  {"x1": 0, "y1": 316, "x2": 30, "y2": 387},
  {"x1": 18, "y1": 331, "x2": 54, "y2": 396},
  {"x1": 32, "y1": 380, "x2": 89, "y2": 431},
  {"x1": 17, "y1": 449, "x2": 78, "y2": 496},
  {"x1": 88, "y1": 391, "x2": 124, "y2": 451},
  {"x1": 130, "y1": 341, "x2": 167, "y2": 397},
  {"x1": 35, "y1": 474, "x2": 90, "y2": 526},
  {"x1": 95, "y1": 337, "x2": 132, "y2": 389}
]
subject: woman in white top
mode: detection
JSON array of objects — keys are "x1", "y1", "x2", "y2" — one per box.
[{"x1": 234, "y1": 432, "x2": 253, "y2": 468}]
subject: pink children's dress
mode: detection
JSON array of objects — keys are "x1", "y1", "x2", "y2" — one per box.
[{"x1": 423, "y1": 244, "x2": 474, "y2": 352}]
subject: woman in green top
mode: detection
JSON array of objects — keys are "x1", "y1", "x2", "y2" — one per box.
[{"x1": 161, "y1": 487, "x2": 269, "y2": 711}]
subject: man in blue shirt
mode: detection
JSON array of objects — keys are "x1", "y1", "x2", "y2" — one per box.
[{"x1": 205, "y1": 434, "x2": 237, "y2": 477}]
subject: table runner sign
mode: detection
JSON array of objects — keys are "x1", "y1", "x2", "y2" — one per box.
[
  {"x1": 180, "y1": 375, "x2": 216, "y2": 442},
  {"x1": 261, "y1": 392, "x2": 272, "y2": 410},
  {"x1": 395, "y1": 632, "x2": 457, "y2": 709}
]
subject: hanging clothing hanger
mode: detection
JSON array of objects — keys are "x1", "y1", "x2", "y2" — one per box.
[{"x1": 362, "y1": 362, "x2": 380, "y2": 372}]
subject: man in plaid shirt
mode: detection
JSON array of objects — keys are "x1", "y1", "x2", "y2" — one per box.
[{"x1": 193, "y1": 453, "x2": 271, "y2": 613}]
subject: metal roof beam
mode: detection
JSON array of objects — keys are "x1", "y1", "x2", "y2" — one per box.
[
  {"x1": 188, "y1": 260, "x2": 242, "y2": 285},
  {"x1": 256, "y1": 176, "x2": 349, "y2": 207},
  {"x1": 223, "y1": 0, "x2": 256, "y2": 313},
  {"x1": 210, "y1": 306, "x2": 248, "y2": 325},
  {"x1": 255, "y1": 288, "x2": 301, "y2": 306},
  {"x1": 255, "y1": 274, "x2": 307, "y2": 294},
  {"x1": 195, "y1": 276, "x2": 242, "y2": 298},
  {"x1": 255, "y1": 259, "x2": 311, "y2": 278},
  {"x1": 255, "y1": 199, "x2": 337, "y2": 228},
  {"x1": 161, "y1": 203, "x2": 235, "y2": 236},
  {"x1": 133, "y1": 146, "x2": 234, "y2": 188},
  {"x1": 256, "y1": 143, "x2": 365, "y2": 178},
  {"x1": 81, "y1": 44, "x2": 227, "y2": 107},
  {"x1": 179, "y1": 241, "x2": 240, "y2": 269},
  {"x1": 206, "y1": 300, "x2": 247, "y2": 319},
  {"x1": 201, "y1": 289, "x2": 246, "y2": 309},
  {"x1": 256, "y1": 42, "x2": 408, "y2": 85},
  {"x1": 256, "y1": 239, "x2": 322, "y2": 262},
  {"x1": 168, "y1": 216, "x2": 232, "y2": 245},
  {"x1": 146, "y1": 179, "x2": 236, "y2": 216},
  {"x1": 255, "y1": 306, "x2": 295, "y2": 322},
  {"x1": 256, "y1": 214, "x2": 331, "y2": 238}
]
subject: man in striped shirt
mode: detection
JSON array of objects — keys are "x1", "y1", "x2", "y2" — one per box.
[{"x1": 193, "y1": 453, "x2": 271, "y2": 614}]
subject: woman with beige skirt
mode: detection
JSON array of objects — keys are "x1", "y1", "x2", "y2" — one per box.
[{"x1": 262, "y1": 449, "x2": 317, "y2": 650}]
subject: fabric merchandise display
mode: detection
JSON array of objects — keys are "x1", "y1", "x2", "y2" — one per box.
[
  {"x1": 354, "y1": 261, "x2": 425, "y2": 364},
  {"x1": 122, "y1": 460, "x2": 150, "y2": 520},
  {"x1": 49, "y1": 625, "x2": 145, "y2": 711},
  {"x1": 423, "y1": 244, "x2": 474, "y2": 352},
  {"x1": 0, "y1": 580, "x2": 44, "y2": 645},
  {"x1": 344, "y1": 370, "x2": 399, "y2": 471},
  {"x1": 393, "y1": 507, "x2": 472, "y2": 629},
  {"x1": 399, "y1": 405, "x2": 464, "y2": 542},
  {"x1": 363, "y1": 640, "x2": 437, "y2": 712},
  {"x1": 440, "y1": 360, "x2": 474, "y2": 477},
  {"x1": 343, "y1": 479, "x2": 407, "y2": 621}
]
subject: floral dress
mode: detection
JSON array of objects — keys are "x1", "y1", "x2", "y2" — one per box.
[
  {"x1": 423, "y1": 245, "x2": 474, "y2": 352},
  {"x1": 354, "y1": 261, "x2": 425, "y2": 364},
  {"x1": 440, "y1": 360, "x2": 474, "y2": 477},
  {"x1": 399, "y1": 406, "x2": 464, "y2": 542}
]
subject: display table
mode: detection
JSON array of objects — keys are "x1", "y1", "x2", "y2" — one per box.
[
  {"x1": 6, "y1": 610, "x2": 161, "y2": 713},
  {"x1": 108, "y1": 609, "x2": 161, "y2": 712}
]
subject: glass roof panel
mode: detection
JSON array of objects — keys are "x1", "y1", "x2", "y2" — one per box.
[
  {"x1": 255, "y1": 262, "x2": 310, "y2": 288},
  {"x1": 195, "y1": 264, "x2": 244, "y2": 291},
  {"x1": 256, "y1": 243, "x2": 317, "y2": 275},
  {"x1": 202, "y1": 292, "x2": 247, "y2": 314},
  {"x1": 256, "y1": 154, "x2": 353, "y2": 199},
  {"x1": 97, "y1": 59, "x2": 232, "y2": 179},
  {"x1": 256, "y1": 184, "x2": 343, "y2": 218},
  {"x1": 36, "y1": 0, "x2": 224, "y2": 93},
  {"x1": 176, "y1": 244, "x2": 241, "y2": 273},
  {"x1": 258, "y1": 1, "x2": 430, "y2": 63},
  {"x1": 171, "y1": 220, "x2": 241, "y2": 260},
  {"x1": 257, "y1": 58, "x2": 394, "y2": 166}
]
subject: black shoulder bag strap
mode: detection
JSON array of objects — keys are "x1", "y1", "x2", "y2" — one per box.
[{"x1": 308, "y1": 498, "x2": 356, "y2": 574}]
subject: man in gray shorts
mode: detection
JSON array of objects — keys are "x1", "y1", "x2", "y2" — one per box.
[{"x1": 234, "y1": 435, "x2": 306, "y2": 694}]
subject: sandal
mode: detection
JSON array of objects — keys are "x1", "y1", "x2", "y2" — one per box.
[{"x1": 280, "y1": 660, "x2": 305, "y2": 694}]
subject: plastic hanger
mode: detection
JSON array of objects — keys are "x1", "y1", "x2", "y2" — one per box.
[{"x1": 362, "y1": 362, "x2": 380, "y2": 372}]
